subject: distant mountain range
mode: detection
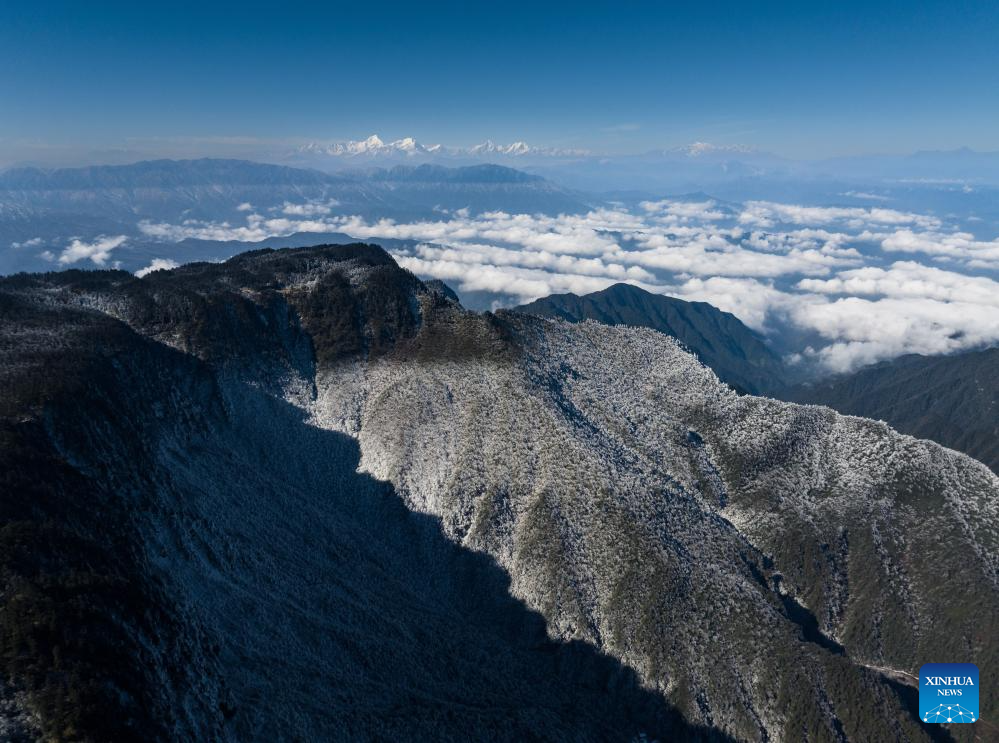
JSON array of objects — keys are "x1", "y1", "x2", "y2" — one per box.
[
  {"x1": 294, "y1": 135, "x2": 999, "y2": 175},
  {"x1": 0, "y1": 158, "x2": 575, "y2": 199},
  {"x1": 659, "y1": 142, "x2": 761, "y2": 158},
  {"x1": 8, "y1": 141, "x2": 999, "y2": 202},
  {"x1": 784, "y1": 347, "x2": 999, "y2": 473},
  {"x1": 361, "y1": 163, "x2": 545, "y2": 183},
  {"x1": 2, "y1": 242, "x2": 995, "y2": 740},
  {"x1": 352, "y1": 163, "x2": 589, "y2": 215},
  {"x1": 296, "y1": 134, "x2": 590, "y2": 161},
  {"x1": 0, "y1": 158, "x2": 343, "y2": 190},
  {"x1": 513, "y1": 283, "x2": 789, "y2": 395},
  {"x1": 0, "y1": 158, "x2": 592, "y2": 274},
  {"x1": 290, "y1": 135, "x2": 787, "y2": 192},
  {"x1": 288, "y1": 135, "x2": 999, "y2": 196},
  {"x1": 292, "y1": 134, "x2": 814, "y2": 166}
]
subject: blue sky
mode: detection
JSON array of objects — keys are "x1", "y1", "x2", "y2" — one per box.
[{"x1": 2, "y1": 0, "x2": 998, "y2": 162}]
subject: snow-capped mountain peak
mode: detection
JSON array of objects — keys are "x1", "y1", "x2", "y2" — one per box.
[
  {"x1": 298, "y1": 134, "x2": 440, "y2": 158},
  {"x1": 392, "y1": 136, "x2": 419, "y2": 152},
  {"x1": 297, "y1": 135, "x2": 589, "y2": 160},
  {"x1": 468, "y1": 139, "x2": 530, "y2": 156},
  {"x1": 467, "y1": 139, "x2": 586, "y2": 157}
]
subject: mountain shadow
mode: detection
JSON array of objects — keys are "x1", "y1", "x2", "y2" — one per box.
[{"x1": 0, "y1": 293, "x2": 734, "y2": 742}]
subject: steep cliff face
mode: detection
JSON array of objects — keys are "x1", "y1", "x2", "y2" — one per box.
[{"x1": 1, "y1": 244, "x2": 996, "y2": 742}]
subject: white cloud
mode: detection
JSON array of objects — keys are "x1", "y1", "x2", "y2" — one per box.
[
  {"x1": 396, "y1": 256, "x2": 625, "y2": 300},
  {"x1": 619, "y1": 239, "x2": 852, "y2": 278},
  {"x1": 640, "y1": 199, "x2": 726, "y2": 221},
  {"x1": 236, "y1": 202, "x2": 254, "y2": 212},
  {"x1": 58, "y1": 235, "x2": 128, "y2": 265},
  {"x1": 135, "y1": 258, "x2": 181, "y2": 278},
  {"x1": 663, "y1": 277, "x2": 804, "y2": 332},
  {"x1": 739, "y1": 201, "x2": 940, "y2": 230},
  {"x1": 881, "y1": 229, "x2": 999, "y2": 266},
  {"x1": 840, "y1": 191, "x2": 892, "y2": 202},
  {"x1": 410, "y1": 242, "x2": 656, "y2": 283},
  {"x1": 11, "y1": 237, "x2": 43, "y2": 249},
  {"x1": 280, "y1": 198, "x2": 340, "y2": 216},
  {"x1": 788, "y1": 296, "x2": 999, "y2": 373},
  {"x1": 798, "y1": 262, "x2": 999, "y2": 307},
  {"x1": 134, "y1": 197, "x2": 999, "y2": 374}
]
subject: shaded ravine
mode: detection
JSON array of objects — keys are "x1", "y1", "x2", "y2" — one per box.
[
  {"x1": 2, "y1": 306, "x2": 738, "y2": 741},
  {"x1": 148, "y1": 371, "x2": 742, "y2": 742},
  {"x1": 710, "y1": 504, "x2": 951, "y2": 741}
]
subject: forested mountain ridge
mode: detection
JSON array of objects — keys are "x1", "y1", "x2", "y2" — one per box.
[
  {"x1": 783, "y1": 348, "x2": 999, "y2": 473},
  {"x1": 514, "y1": 283, "x2": 788, "y2": 394},
  {"x1": 515, "y1": 284, "x2": 999, "y2": 476},
  {"x1": 1, "y1": 244, "x2": 995, "y2": 741}
]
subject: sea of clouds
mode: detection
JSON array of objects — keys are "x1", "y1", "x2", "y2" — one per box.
[{"x1": 96, "y1": 196, "x2": 999, "y2": 374}]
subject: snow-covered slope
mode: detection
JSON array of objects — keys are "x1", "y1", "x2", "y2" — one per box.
[
  {"x1": 512, "y1": 283, "x2": 789, "y2": 395},
  {"x1": 1, "y1": 244, "x2": 995, "y2": 742},
  {"x1": 312, "y1": 305, "x2": 997, "y2": 742},
  {"x1": 783, "y1": 348, "x2": 999, "y2": 474}
]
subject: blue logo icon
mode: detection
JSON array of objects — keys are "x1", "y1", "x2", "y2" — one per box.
[{"x1": 919, "y1": 663, "x2": 979, "y2": 724}]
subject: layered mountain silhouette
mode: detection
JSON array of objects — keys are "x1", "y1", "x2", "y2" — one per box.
[
  {"x1": 0, "y1": 159, "x2": 588, "y2": 220},
  {"x1": 513, "y1": 283, "x2": 788, "y2": 395},
  {"x1": 784, "y1": 347, "x2": 999, "y2": 474},
  {"x1": 1, "y1": 245, "x2": 996, "y2": 741},
  {"x1": 0, "y1": 159, "x2": 591, "y2": 274}
]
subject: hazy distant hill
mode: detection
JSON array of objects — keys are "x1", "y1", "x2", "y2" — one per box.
[
  {"x1": 351, "y1": 163, "x2": 592, "y2": 214},
  {"x1": 513, "y1": 283, "x2": 788, "y2": 395},
  {"x1": 0, "y1": 158, "x2": 378, "y2": 234},
  {"x1": 0, "y1": 158, "x2": 585, "y2": 217},
  {"x1": 784, "y1": 347, "x2": 999, "y2": 472},
  {"x1": 0, "y1": 158, "x2": 591, "y2": 274},
  {"x1": 0, "y1": 158, "x2": 342, "y2": 190},
  {"x1": 363, "y1": 163, "x2": 546, "y2": 183}
]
